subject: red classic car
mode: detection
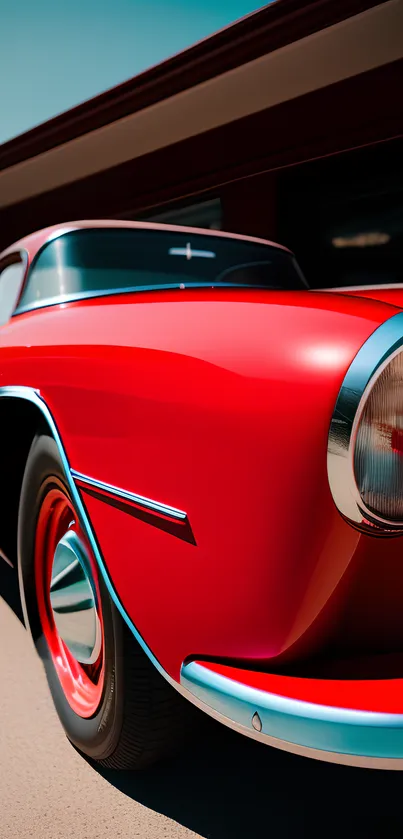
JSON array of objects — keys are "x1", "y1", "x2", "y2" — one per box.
[{"x1": 1, "y1": 220, "x2": 403, "y2": 770}]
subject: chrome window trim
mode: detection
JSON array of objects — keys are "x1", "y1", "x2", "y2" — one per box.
[
  {"x1": 12, "y1": 282, "x2": 280, "y2": 317},
  {"x1": 12, "y1": 226, "x2": 89, "y2": 316},
  {"x1": 14, "y1": 283, "x2": 189, "y2": 315},
  {"x1": 44, "y1": 227, "x2": 79, "y2": 244},
  {"x1": 11, "y1": 225, "x2": 304, "y2": 317},
  {"x1": 327, "y1": 311, "x2": 403, "y2": 532}
]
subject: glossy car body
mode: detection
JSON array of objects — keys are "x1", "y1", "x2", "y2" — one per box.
[{"x1": 2, "y1": 220, "x2": 403, "y2": 769}]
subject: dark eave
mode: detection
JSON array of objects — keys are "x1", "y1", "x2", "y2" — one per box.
[
  {"x1": 0, "y1": 58, "x2": 401, "y2": 255},
  {"x1": 0, "y1": 0, "x2": 388, "y2": 171}
]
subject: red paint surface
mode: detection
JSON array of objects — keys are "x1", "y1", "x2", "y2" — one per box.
[
  {"x1": 197, "y1": 660, "x2": 403, "y2": 714},
  {"x1": 320, "y1": 286, "x2": 403, "y2": 309},
  {"x1": 2, "y1": 224, "x2": 403, "y2": 684},
  {"x1": 391, "y1": 428, "x2": 403, "y2": 454}
]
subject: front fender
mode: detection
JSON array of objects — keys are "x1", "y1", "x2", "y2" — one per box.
[{"x1": 0, "y1": 290, "x2": 399, "y2": 680}]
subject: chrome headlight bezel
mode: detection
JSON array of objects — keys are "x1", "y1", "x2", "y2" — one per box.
[{"x1": 327, "y1": 311, "x2": 403, "y2": 534}]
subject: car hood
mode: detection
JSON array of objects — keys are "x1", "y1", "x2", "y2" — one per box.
[{"x1": 2, "y1": 287, "x2": 400, "y2": 387}]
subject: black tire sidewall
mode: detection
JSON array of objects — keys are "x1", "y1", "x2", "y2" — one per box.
[{"x1": 18, "y1": 434, "x2": 125, "y2": 761}]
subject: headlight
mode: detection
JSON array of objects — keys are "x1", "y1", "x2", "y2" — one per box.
[
  {"x1": 354, "y1": 348, "x2": 403, "y2": 522},
  {"x1": 328, "y1": 313, "x2": 403, "y2": 534}
]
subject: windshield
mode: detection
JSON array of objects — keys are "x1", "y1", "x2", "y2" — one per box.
[{"x1": 16, "y1": 228, "x2": 307, "y2": 312}]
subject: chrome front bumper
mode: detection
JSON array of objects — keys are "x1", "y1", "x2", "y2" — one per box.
[{"x1": 181, "y1": 661, "x2": 403, "y2": 769}]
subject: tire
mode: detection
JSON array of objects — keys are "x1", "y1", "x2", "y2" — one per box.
[{"x1": 18, "y1": 433, "x2": 195, "y2": 769}]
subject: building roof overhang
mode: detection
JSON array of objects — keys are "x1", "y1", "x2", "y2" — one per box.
[{"x1": 0, "y1": 0, "x2": 401, "y2": 212}]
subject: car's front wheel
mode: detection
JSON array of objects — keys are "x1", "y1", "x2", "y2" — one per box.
[{"x1": 18, "y1": 433, "x2": 194, "y2": 769}]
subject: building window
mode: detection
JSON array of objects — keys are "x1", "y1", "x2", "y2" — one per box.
[
  {"x1": 278, "y1": 140, "x2": 403, "y2": 290},
  {"x1": 137, "y1": 198, "x2": 222, "y2": 231}
]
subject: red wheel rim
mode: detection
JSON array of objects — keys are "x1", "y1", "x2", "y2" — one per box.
[{"x1": 35, "y1": 484, "x2": 105, "y2": 718}]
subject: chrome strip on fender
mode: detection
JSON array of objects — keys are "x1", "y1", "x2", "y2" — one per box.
[
  {"x1": 71, "y1": 470, "x2": 187, "y2": 520},
  {"x1": 327, "y1": 311, "x2": 403, "y2": 531},
  {"x1": 71, "y1": 469, "x2": 196, "y2": 544}
]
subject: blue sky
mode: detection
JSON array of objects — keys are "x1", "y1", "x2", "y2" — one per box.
[{"x1": 1, "y1": 0, "x2": 265, "y2": 144}]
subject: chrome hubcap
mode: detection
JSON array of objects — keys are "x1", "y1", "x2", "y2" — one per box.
[{"x1": 49, "y1": 530, "x2": 102, "y2": 665}]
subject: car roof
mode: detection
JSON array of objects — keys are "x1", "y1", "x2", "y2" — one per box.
[{"x1": 0, "y1": 219, "x2": 291, "y2": 261}]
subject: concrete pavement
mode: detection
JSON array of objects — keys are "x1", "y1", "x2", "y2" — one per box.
[{"x1": 0, "y1": 589, "x2": 199, "y2": 839}]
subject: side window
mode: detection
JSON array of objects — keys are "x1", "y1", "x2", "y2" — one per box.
[{"x1": 0, "y1": 257, "x2": 26, "y2": 326}]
